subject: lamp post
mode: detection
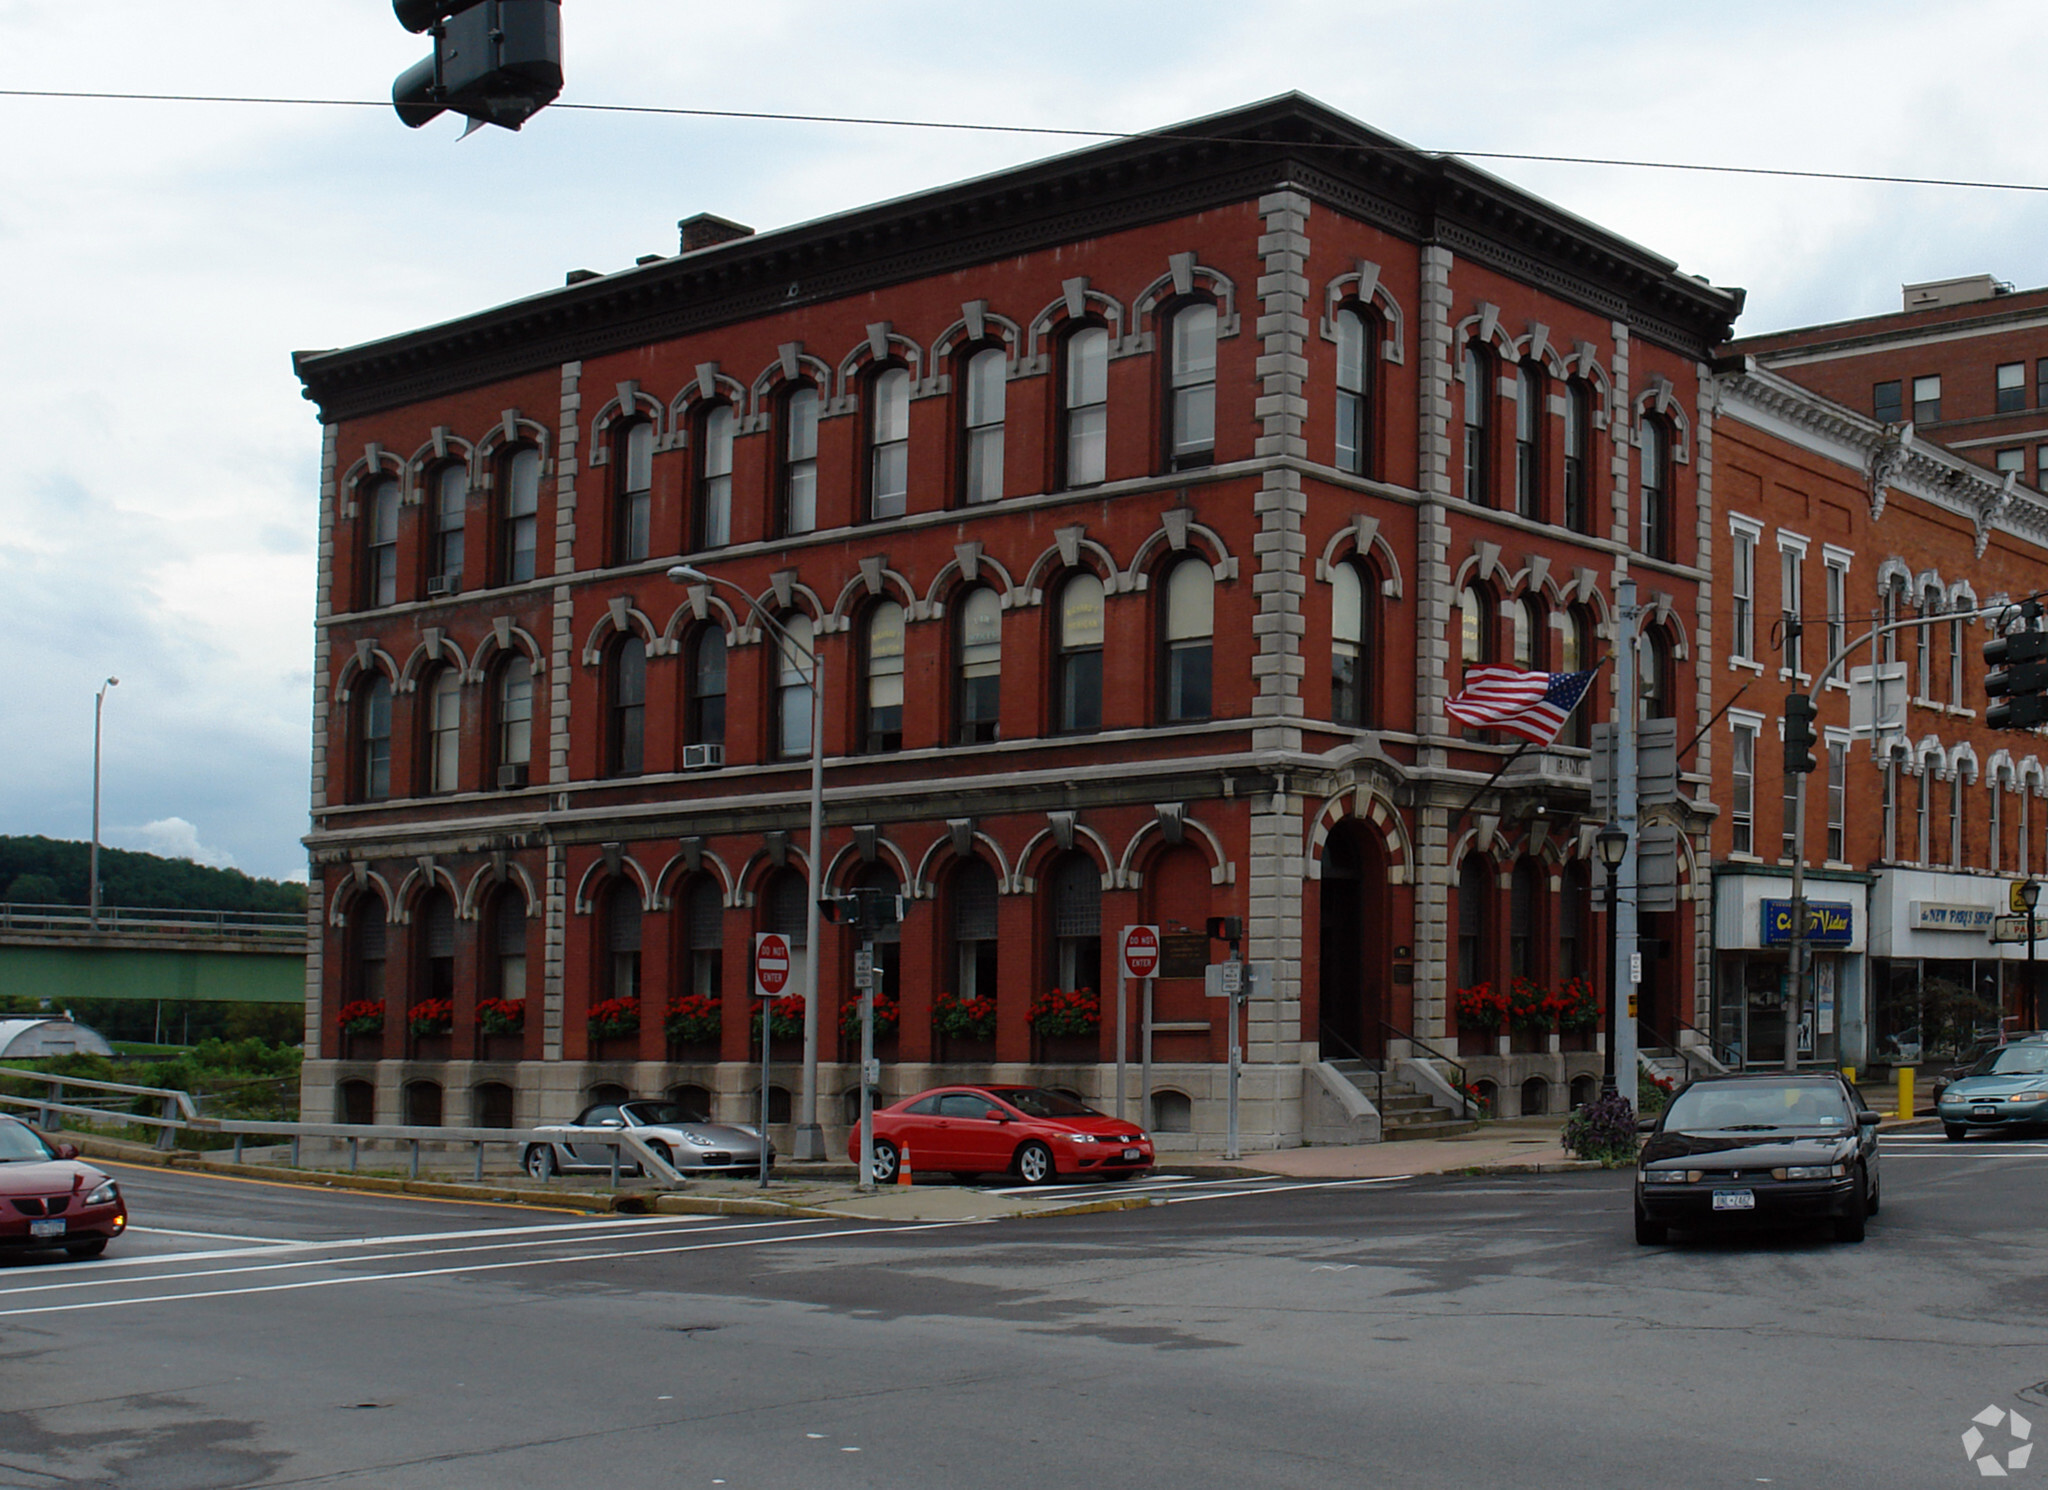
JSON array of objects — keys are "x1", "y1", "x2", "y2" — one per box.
[
  {"x1": 1596, "y1": 823, "x2": 1629, "y2": 1100},
  {"x1": 668, "y1": 565, "x2": 826, "y2": 1162},
  {"x1": 2024, "y1": 879, "x2": 2041, "y2": 1031},
  {"x1": 90, "y1": 677, "x2": 119, "y2": 931}
]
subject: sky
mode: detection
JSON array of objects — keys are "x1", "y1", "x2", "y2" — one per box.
[{"x1": 6, "y1": 0, "x2": 2048, "y2": 885}]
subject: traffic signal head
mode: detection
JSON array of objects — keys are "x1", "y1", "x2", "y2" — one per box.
[
  {"x1": 1985, "y1": 626, "x2": 2048, "y2": 730},
  {"x1": 392, "y1": 0, "x2": 563, "y2": 133},
  {"x1": 1782, "y1": 693, "x2": 1818, "y2": 775},
  {"x1": 1206, "y1": 916, "x2": 1243, "y2": 945}
]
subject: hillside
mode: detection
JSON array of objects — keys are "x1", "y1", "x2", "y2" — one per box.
[{"x1": 0, "y1": 835, "x2": 304, "y2": 915}]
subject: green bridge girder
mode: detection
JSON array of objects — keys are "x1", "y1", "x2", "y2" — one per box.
[{"x1": 0, "y1": 944, "x2": 305, "y2": 1005}]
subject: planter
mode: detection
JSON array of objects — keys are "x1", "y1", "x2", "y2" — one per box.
[
  {"x1": 937, "y1": 1034, "x2": 996, "y2": 1064},
  {"x1": 481, "y1": 1033, "x2": 525, "y2": 1062},
  {"x1": 1559, "y1": 1027, "x2": 1596, "y2": 1053},
  {"x1": 1456, "y1": 1027, "x2": 1498, "y2": 1058},
  {"x1": 666, "y1": 1040, "x2": 722, "y2": 1065},
  {"x1": 1509, "y1": 1026, "x2": 1547, "y2": 1055},
  {"x1": 589, "y1": 1036, "x2": 639, "y2": 1062},
  {"x1": 1034, "y1": 1033, "x2": 1098, "y2": 1065},
  {"x1": 409, "y1": 1034, "x2": 451, "y2": 1062},
  {"x1": 341, "y1": 1031, "x2": 384, "y2": 1061}
]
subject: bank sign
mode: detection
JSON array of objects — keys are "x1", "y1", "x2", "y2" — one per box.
[{"x1": 1761, "y1": 899, "x2": 1855, "y2": 946}]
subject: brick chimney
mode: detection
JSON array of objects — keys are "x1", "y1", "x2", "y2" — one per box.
[{"x1": 678, "y1": 214, "x2": 755, "y2": 254}]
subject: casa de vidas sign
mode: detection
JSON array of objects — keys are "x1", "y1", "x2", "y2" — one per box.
[{"x1": 1761, "y1": 899, "x2": 1855, "y2": 946}]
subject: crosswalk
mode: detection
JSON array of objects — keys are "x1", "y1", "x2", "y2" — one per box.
[
  {"x1": 979, "y1": 1171, "x2": 1418, "y2": 1203},
  {"x1": 1882, "y1": 1131, "x2": 2048, "y2": 1159}
]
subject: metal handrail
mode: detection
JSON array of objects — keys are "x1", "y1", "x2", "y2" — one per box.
[
  {"x1": 1378, "y1": 1020, "x2": 1476, "y2": 1121},
  {"x1": 0, "y1": 902, "x2": 304, "y2": 940},
  {"x1": 1640, "y1": 1019, "x2": 1735, "y2": 1074},
  {"x1": 1316, "y1": 1023, "x2": 1382, "y2": 1113}
]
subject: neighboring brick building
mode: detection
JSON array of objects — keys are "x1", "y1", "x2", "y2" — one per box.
[
  {"x1": 1706, "y1": 361, "x2": 2048, "y2": 1069},
  {"x1": 290, "y1": 93, "x2": 1741, "y2": 1150},
  {"x1": 1730, "y1": 274, "x2": 2048, "y2": 490}
]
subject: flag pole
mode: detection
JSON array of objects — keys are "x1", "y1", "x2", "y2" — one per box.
[{"x1": 1446, "y1": 652, "x2": 1615, "y2": 828}]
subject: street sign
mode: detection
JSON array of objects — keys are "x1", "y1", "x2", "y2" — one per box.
[
  {"x1": 1629, "y1": 951, "x2": 1643, "y2": 986},
  {"x1": 1993, "y1": 915, "x2": 2042, "y2": 944},
  {"x1": 1119, "y1": 925, "x2": 1161, "y2": 981},
  {"x1": 1206, "y1": 963, "x2": 1268, "y2": 998},
  {"x1": 853, "y1": 949, "x2": 873, "y2": 989},
  {"x1": 754, "y1": 932, "x2": 791, "y2": 999}
]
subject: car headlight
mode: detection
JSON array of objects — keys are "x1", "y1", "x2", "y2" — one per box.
[
  {"x1": 1777, "y1": 1164, "x2": 1846, "y2": 1180},
  {"x1": 84, "y1": 1180, "x2": 118, "y2": 1206},
  {"x1": 1642, "y1": 1169, "x2": 1695, "y2": 1184},
  {"x1": 1066, "y1": 1132, "x2": 1101, "y2": 1143}
]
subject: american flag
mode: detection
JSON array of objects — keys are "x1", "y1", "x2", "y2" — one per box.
[{"x1": 1445, "y1": 666, "x2": 1597, "y2": 745}]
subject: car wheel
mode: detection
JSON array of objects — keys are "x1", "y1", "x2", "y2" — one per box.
[
  {"x1": 871, "y1": 1140, "x2": 900, "y2": 1184},
  {"x1": 1833, "y1": 1167, "x2": 1868, "y2": 1243},
  {"x1": 1634, "y1": 1208, "x2": 1667, "y2": 1246},
  {"x1": 1944, "y1": 1123, "x2": 1968, "y2": 1142},
  {"x1": 1014, "y1": 1141, "x2": 1056, "y2": 1186},
  {"x1": 64, "y1": 1239, "x2": 108, "y2": 1261},
  {"x1": 523, "y1": 1144, "x2": 557, "y2": 1181},
  {"x1": 645, "y1": 1140, "x2": 674, "y2": 1171}
]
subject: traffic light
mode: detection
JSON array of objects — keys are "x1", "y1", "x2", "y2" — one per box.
[
  {"x1": 1985, "y1": 615, "x2": 2048, "y2": 730},
  {"x1": 1782, "y1": 693, "x2": 1818, "y2": 775},
  {"x1": 392, "y1": 0, "x2": 563, "y2": 133},
  {"x1": 819, "y1": 890, "x2": 905, "y2": 933}
]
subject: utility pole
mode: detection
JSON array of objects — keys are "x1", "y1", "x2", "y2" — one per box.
[{"x1": 1614, "y1": 580, "x2": 1640, "y2": 1103}]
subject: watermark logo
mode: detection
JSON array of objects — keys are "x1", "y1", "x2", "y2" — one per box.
[{"x1": 1963, "y1": 1405, "x2": 2033, "y2": 1477}]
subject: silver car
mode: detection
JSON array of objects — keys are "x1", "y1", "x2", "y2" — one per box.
[{"x1": 522, "y1": 1100, "x2": 773, "y2": 1181}]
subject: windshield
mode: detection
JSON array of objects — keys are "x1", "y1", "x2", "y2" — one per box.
[
  {"x1": 1001, "y1": 1088, "x2": 1101, "y2": 1120},
  {"x1": 1973, "y1": 1045, "x2": 2048, "y2": 1077},
  {"x1": 1661, "y1": 1082, "x2": 1852, "y2": 1132},
  {"x1": 0, "y1": 1121, "x2": 55, "y2": 1162},
  {"x1": 621, "y1": 1101, "x2": 708, "y2": 1126}
]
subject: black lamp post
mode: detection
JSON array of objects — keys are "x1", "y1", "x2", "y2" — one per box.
[
  {"x1": 2024, "y1": 879, "x2": 2041, "y2": 1031},
  {"x1": 1597, "y1": 824, "x2": 1629, "y2": 1100}
]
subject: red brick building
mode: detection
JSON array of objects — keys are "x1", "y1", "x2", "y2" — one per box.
[{"x1": 291, "y1": 94, "x2": 1741, "y2": 1149}]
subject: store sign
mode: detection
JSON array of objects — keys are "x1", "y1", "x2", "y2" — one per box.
[
  {"x1": 1911, "y1": 901, "x2": 1999, "y2": 932},
  {"x1": 1761, "y1": 899, "x2": 1855, "y2": 946}
]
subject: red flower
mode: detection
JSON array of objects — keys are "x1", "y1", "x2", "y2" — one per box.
[{"x1": 337, "y1": 1000, "x2": 384, "y2": 1036}]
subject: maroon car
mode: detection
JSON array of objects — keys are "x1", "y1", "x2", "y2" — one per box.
[
  {"x1": 0, "y1": 1116, "x2": 128, "y2": 1260},
  {"x1": 851, "y1": 1085, "x2": 1153, "y2": 1185}
]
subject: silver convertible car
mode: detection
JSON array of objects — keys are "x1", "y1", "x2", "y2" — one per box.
[{"x1": 522, "y1": 1100, "x2": 773, "y2": 1181}]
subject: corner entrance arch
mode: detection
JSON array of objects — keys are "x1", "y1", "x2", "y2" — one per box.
[{"x1": 1319, "y1": 819, "x2": 1392, "y2": 1061}]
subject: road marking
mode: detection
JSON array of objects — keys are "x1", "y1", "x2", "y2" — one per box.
[
  {"x1": 0, "y1": 1218, "x2": 989, "y2": 1319},
  {"x1": 125, "y1": 1226, "x2": 298, "y2": 1245}
]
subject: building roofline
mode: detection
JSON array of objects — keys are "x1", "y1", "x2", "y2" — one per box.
[{"x1": 1727, "y1": 284, "x2": 2048, "y2": 359}]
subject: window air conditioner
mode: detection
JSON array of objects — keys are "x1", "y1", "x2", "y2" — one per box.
[
  {"x1": 497, "y1": 762, "x2": 529, "y2": 789},
  {"x1": 682, "y1": 743, "x2": 725, "y2": 771},
  {"x1": 427, "y1": 575, "x2": 459, "y2": 597}
]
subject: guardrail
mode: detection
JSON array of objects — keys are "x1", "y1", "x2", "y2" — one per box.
[{"x1": 0, "y1": 902, "x2": 306, "y2": 942}]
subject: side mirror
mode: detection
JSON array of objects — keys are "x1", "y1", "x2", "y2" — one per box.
[
  {"x1": 598, "y1": 1118, "x2": 624, "y2": 1129},
  {"x1": 1857, "y1": 1110, "x2": 1882, "y2": 1127},
  {"x1": 52, "y1": 1142, "x2": 80, "y2": 1161}
]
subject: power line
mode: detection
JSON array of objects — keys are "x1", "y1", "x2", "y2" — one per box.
[{"x1": 4, "y1": 87, "x2": 2047, "y2": 196}]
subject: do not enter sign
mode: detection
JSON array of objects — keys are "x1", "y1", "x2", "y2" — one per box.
[
  {"x1": 754, "y1": 932, "x2": 792, "y2": 998},
  {"x1": 1120, "y1": 924, "x2": 1161, "y2": 981}
]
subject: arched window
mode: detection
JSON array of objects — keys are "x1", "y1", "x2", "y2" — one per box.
[
  {"x1": 1161, "y1": 559, "x2": 1214, "y2": 722},
  {"x1": 1462, "y1": 343, "x2": 1492, "y2": 506},
  {"x1": 359, "y1": 673, "x2": 393, "y2": 802},
  {"x1": 1334, "y1": 304, "x2": 1372, "y2": 477},
  {"x1": 1512, "y1": 597, "x2": 1545, "y2": 672},
  {"x1": 1458, "y1": 584, "x2": 1494, "y2": 675},
  {"x1": 1167, "y1": 301, "x2": 1217, "y2": 471},
  {"x1": 1882, "y1": 749, "x2": 1900, "y2": 861},
  {"x1": 604, "y1": 882, "x2": 642, "y2": 1004},
  {"x1": 1056, "y1": 572, "x2": 1105, "y2": 733},
  {"x1": 1563, "y1": 380, "x2": 1593, "y2": 534},
  {"x1": 1049, "y1": 855, "x2": 1101, "y2": 992},
  {"x1": 493, "y1": 654, "x2": 533, "y2": 788},
  {"x1": 615, "y1": 419, "x2": 652, "y2": 564},
  {"x1": 1639, "y1": 628, "x2": 1672, "y2": 721},
  {"x1": 403, "y1": 1080, "x2": 443, "y2": 1127},
  {"x1": 688, "y1": 628, "x2": 726, "y2": 750},
  {"x1": 1640, "y1": 415, "x2": 1672, "y2": 560},
  {"x1": 695, "y1": 402, "x2": 734, "y2": 550},
  {"x1": 774, "y1": 612, "x2": 816, "y2": 759},
  {"x1": 951, "y1": 857, "x2": 999, "y2": 1002},
  {"x1": 1061, "y1": 325, "x2": 1109, "y2": 489},
  {"x1": 1509, "y1": 859, "x2": 1540, "y2": 980},
  {"x1": 1917, "y1": 586, "x2": 1940, "y2": 701},
  {"x1": 1950, "y1": 773, "x2": 1965, "y2": 867},
  {"x1": 488, "y1": 889, "x2": 527, "y2": 1003},
  {"x1": 352, "y1": 907, "x2": 387, "y2": 1005},
  {"x1": 863, "y1": 601, "x2": 906, "y2": 753},
  {"x1": 1560, "y1": 606, "x2": 1594, "y2": 747},
  {"x1": 1916, "y1": 767, "x2": 1932, "y2": 864},
  {"x1": 1331, "y1": 560, "x2": 1377, "y2": 728},
  {"x1": 854, "y1": 864, "x2": 902, "y2": 1004},
  {"x1": 473, "y1": 1082, "x2": 515, "y2": 1127},
  {"x1": 1881, "y1": 574, "x2": 1906, "y2": 664},
  {"x1": 607, "y1": 635, "x2": 646, "y2": 777},
  {"x1": 364, "y1": 477, "x2": 400, "y2": 608},
  {"x1": 1457, "y1": 853, "x2": 1490, "y2": 990},
  {"x1": 779, "y1": 385, "x2": 820, "y2": 536},
  {"x1": 1515, "y1": 362, "x2": 1544, "y2": 520},
  {"x1": 956, "y1": 586, "x2": 1001, "y2": 744},
  {"x1": 425, "y1": 667, "x2": 461, "y2": 795},
  {"x1": 961, "y1": 347, "x2": 1006, "y2": 505},
  {"x1": 681, "y1": 879, "x2": 722, "y2": 999},
  {"x1": 500, "y1": 446, "x2": 540, "y2": 586},
  {"x1": 419, "y1": 889, "x2": 455, "y2": 1004},
  {"x1": 868, "y1": 366, "x2": 911, "y2": 520},
  {"x1": 1560, "y1": 861, "x2": 1590, "y2": 980},
  {"x1": 430, "y1": 464, "x2": 466, "y2": 593}
]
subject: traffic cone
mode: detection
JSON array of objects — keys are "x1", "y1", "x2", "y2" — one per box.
[{"x1": 897, "y1": 1145, "x2": 914, "y2": 1186}]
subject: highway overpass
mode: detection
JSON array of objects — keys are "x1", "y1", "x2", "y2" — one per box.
[{"x1": 0, "y1": 903, "x2": 306, "y2": 1005}]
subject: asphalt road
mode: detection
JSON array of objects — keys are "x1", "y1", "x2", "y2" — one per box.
[{"x1": 3, "y1": 1131, "x2": 2044, "y2": 1489}]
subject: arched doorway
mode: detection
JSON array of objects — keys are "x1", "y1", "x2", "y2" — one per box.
[{"x1": 1319, "y1": 819, "x2": 1390, "y2": 1060}]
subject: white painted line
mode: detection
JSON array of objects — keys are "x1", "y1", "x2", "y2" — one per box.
[
  {"x1": 125, "y1": 1226, "x2": 298, "y2": 1245},
  {"x1": 1162, "y1": 1175, "x2": 1417, "y2": 1204}
]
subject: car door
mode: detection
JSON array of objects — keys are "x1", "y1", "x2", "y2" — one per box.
[
  {"x1": 569, "y1": 1104, "x2": 626, "y2": 1167},
  {"x1": 888, "y1": 1095, "x2": 945, "y2": 1165},
  {"x1": 936, "y1": 1092, "x2": 1007, "y2": 1169}
]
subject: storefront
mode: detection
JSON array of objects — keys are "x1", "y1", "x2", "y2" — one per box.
[
  {"x1": 1712, "y1": 866, "x2": 1870, "y2": 1070},
  {"x1": 1868, "y1": 870, "x2": 2044, "y2": 1061}
]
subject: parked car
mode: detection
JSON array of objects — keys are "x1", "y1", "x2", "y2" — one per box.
[
  {"x1": 853, "y1": 1085, "x2": 1153, "y2": 1185},
  {"x1": 1930, "y1": 1031, "x2": 2048, "y2": 1106},
  {"x1": 1634, "y1": 1073, "x2": 1882, "y2": 1245},
  {"x1": 1937, "y1": 1042, "x2": 2048, "y2": 1141},
  {"x1": 0, "y1": 1115, "x2": 128, "y2": 1260},
  {"x1": 522, "y1": 1100, "x2": 772, "y2": 1181}
]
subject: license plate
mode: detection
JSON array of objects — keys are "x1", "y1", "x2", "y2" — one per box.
[
  {"x1": 1712, "y1": 1190, "x2": 1755, "y2": 1212},
  {"x1": 1975, "y1": 1107, "x2": 1999, "y2": 1120},
  {"x1": 28, "y1": 1218, "x2": 65, "y2": 1238},
  {"x1": 1121, "y1": 1147, "x2": 1141, "y2": 1161}
]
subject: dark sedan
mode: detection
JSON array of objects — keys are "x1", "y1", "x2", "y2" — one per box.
[
  {"x1": 0, "y1": 1116, "x2": 129, "y2": 1260},
  {"x1": 1634, "y1": 1074, "x2": 1881, "y2": 1245}
]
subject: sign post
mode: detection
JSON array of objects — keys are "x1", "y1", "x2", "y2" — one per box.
[
  {"x1": 753, "y1": 932, "x2": 791, "y2": 1189},
  {"x1": 1118, "y1": 926, "x2": 1159, "y2": 1122}
]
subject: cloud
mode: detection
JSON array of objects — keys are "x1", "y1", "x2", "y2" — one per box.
[{"x1": 116, "y1": 818, "x2": 239, "y2": 871}]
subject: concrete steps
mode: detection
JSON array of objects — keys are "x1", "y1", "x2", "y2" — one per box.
[{"x1": 1325, "y1": 1059, "x2": 1477, "y2": 1141}]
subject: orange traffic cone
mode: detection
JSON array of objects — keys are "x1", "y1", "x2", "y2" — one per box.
[{"x1": 897, "y1": 1145, "x2": 914, "y2": 1186}]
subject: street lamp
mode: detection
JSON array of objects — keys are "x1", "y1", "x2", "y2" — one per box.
[
  {"x1": 668, "y1": 565, "x2": 827, "y2": 1162},
  {"x1": 1596, "y1": 823, "x2": 1629, "y2": 1100},
  {"x1": 90, "y1": 678, "x2": 119, "y2": 931},
  {"x1": 2023, "y1": 879, "x2": 2041, "y2": 1031}
]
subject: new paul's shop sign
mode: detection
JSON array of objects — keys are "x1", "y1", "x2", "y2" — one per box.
[{"x1": 1761, "y1": 899, "x2": 1855, "y2": 947}]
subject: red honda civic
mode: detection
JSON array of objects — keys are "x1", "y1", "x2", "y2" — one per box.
[
  {"x1": 849, "y1": 1084, "x2": 1153, "y2": 1185},
  {"x1": 0, "y1": 1116, "x2": 129, "y2": 1261}
]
